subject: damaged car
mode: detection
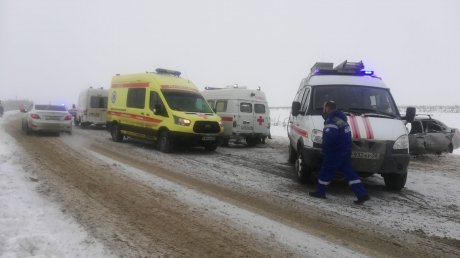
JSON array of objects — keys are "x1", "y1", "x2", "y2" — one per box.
[{"x1": 408, "y1": 115, "x2": 460, "y2": 155}]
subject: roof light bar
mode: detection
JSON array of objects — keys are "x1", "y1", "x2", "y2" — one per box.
[
  {"x1": 310, "y1": 60, "x2": 376, "y2": 77},
  {"x1": 155, "y1": 68, "x2": 181, "y2": 77}
]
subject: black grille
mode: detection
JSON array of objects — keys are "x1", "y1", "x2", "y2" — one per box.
[{"x1": 193, "y1": 121, "x2": 220, "y2": 133}]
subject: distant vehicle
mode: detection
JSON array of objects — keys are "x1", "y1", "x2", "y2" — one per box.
[
  {"x1": 202, "y1": 85, "x2": 270, "y2": 146},
  {"x1": 288, "y1": 60, "x2": 415, "y2": 190},
  {"x1": 76, "y1": 87, "x2": 108, "y2": 127},
  {"x1": 106, "y1": 68, "x2": 223, "y2": 152},
  {"x1": 408, "y1": 114, "x2": 460, "y2": 154},
  {"x1": 21, "y1": 104, "x2": 73, "y2": 135}
]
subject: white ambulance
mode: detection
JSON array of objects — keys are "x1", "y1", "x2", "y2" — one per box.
[
  {"x1": 202, "y1": 85, "x2": 270, "y2": 146},
  {"x1": 287, "y1": 61, "x2": 415, "y2": 190},
  {"x1": 76, "y1": 87, "x2": 108, "y2": 127}
]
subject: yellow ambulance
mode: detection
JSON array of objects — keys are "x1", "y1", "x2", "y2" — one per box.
[{"x1": 106, "y1": 68, "x2": 223, "y2": 152}]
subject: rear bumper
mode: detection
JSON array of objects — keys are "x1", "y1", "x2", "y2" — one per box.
[{"x1": 30, "y1": 121, "x2": 72, "y2": 132}]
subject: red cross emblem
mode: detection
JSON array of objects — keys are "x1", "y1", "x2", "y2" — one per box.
[{"x1": 257, "y1": 116, "x2": 264, "y2": 125}]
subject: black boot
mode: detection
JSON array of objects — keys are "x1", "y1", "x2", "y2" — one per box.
[
  {"x1": 309, "y1": 192, "x2": 326, "y2": 199},
  {"x1": 353, "y1": 195, "x2": 370, "y2": 205}
]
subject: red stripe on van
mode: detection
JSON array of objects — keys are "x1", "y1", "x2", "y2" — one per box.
[
  {"x1": 221, "y1": 116, "x2": 233, "y2": 122},
  {"x1": 349, "y1": 116, "x2": 360, "y2": 139},
  {"x1": 291, "y1": 125, "x2": 308, "y2": 138},
  {"x1": 111, "y1": 82, "x2": 149, "y2": 88},
  {"x1": 108, "y1": 111, "x2": 162, "y2": 124},
  {"x1": 363, "y1": 116, "x2": 374, "y2": 139}
]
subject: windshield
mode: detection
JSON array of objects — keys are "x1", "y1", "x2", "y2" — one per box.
[
  {"x1": 311, "y1": 85, "x2": 399, "y2": 117},
  {"x1": 162, "y1": 90, "x2": 213, "y2": 113},
  {"x1": 35, "y1": 105, "x2": 67, "y2": 111}
]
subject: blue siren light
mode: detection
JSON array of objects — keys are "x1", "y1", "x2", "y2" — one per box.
[{"x1": 363, "y1": 70, "x2": 374, "y2": 75}]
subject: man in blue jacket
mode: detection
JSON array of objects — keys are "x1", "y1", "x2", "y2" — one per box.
[{"x1": 309, "y1": 101, "x2": 370, "y2": 204}]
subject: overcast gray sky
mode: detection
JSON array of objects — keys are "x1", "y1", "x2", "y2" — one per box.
[{"x1": 1, "y1": 0, "x2": 459, "y2": 107}]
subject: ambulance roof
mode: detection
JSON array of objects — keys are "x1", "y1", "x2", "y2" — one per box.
[
  {"x1": 111, "y1": 72, "x2": 198, "y2": 91},
  {"x1": 202, "y1": 88, "x2": 267, "y2": 102}
]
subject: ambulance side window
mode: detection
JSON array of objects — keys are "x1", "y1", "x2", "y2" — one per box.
[
  {"x1": 149, "y1": 91, "x2": 168, "y2": 117},
  {"x1": 300, "y1": 88, "x2": 310, "y2": 113},
  {"x1": 207, "y1": 100, "x2": 215, "y2": 109},
  {"x1": 127, "y1": 88, "x2": 146, "y2": 109},
  {"x1": 240, "y1": 102, "x2": 252, "y2": 113},
  {"x1": 255, "y1": 104, "x2": 265, "y2": 114},
  {"x1": 216, "y1": 100, "x2": 227, "y2": 112}
]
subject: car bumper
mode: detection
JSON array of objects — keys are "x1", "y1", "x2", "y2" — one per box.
[
  {"x1": 29, "y1": 121, "x2": 72, "y2": 132},
  {"x1": 169, "y1": 131, "x2": 222, "y2": 147},
  {"x1": 301, "y1": 146, "x2": 409, "y2": 175}
]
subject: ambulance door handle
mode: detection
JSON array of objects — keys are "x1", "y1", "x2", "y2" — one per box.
[{"x1": 141, "y1": 112, "x2": 145, "y2": 115}]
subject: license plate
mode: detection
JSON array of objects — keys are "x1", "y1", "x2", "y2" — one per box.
[
  {"x1": 202, "y1": 136, "x2": 216, "y2": 141},
  {"x1": 352, "y1": 152, "x2": 380, "y2": 160},
  {"x1": 241, "y1": 125, "x2": 253, "y2": 130},
  {"x1": 46, "y1": 116, "x2": 60, "y2": 120}
]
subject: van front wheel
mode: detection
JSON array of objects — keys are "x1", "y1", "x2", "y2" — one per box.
[
  {"x1": 158, "y1": 131, "x2": 173, "y2": 153},
  {"x1": 295, "y1": 151, "x2": 313, "y2": 184},
  {"x1": 111, "y1": 123, "x2": 123, "y2": 142},
  {"x1": 383, "y1": 173, "x2": 407, "y2": 191}
]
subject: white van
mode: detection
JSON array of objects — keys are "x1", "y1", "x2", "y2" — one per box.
[
  {"x1": 76, "y1": 87, "x2": 108, "y2": 127},
  {"x1": 288, "y1": 61, "x2": 415, "y2": 190},
  {"x1": 202, "y1": 85, "x2": 270, "y2": 146}
]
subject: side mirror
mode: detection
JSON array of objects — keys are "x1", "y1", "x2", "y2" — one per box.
[
  {"x1": 291, "y1": 101, "x2": 301, "y2": 116},
  {"x1": 154, "y1": 104, "x2": 162, "y2": 115},
  {"x1": 404, "y1": 107, "x2": 416, "y2": 123}
]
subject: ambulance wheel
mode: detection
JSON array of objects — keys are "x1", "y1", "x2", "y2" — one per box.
[
  {"x1": 245, "y1": 137, "x2": 258, "y2": 147},
  {"x1": 383, "y1": 173, "x2": 407, "y2": 191},
  {"x1": 221, "y1": 138, "x2": 229, "y2": 147},
  {"x1": 158, "y1": 130, "x2": 172, "y2": 153},
  {"x1": 111, "y1": 123, "x2": 123, "y2": 142},
  {"x1": 205, "y1": 144, "x2": 218, "y2": 151},
  {"x1": 448, "y1": 144, "x2": 453, "y2": 153},
  {"x1": 295, "y1": 151, "x2": 313, "y2": 184},
  {"x1": 288, "y1": 145, "x2": 296, "y2": 164}
]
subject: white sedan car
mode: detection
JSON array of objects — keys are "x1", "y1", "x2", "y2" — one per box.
[{"x1": 21, "y1": 104, "x2": 73, "y2": 135}]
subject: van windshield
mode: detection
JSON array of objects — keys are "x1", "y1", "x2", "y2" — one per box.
[
  {"x1": 162, "y1": 90, "x2": 213, "y2": 113},
  {"x1": 312, "y1": 85, "x2": 399, "y2": 118}
]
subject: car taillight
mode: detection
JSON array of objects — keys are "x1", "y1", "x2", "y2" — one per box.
[
  {"x1": 30, "y1": 113, "x2": 40, "y2": 119},
  {"x1": 64, "y1": 114, "x2": 72, "y2": 120}
]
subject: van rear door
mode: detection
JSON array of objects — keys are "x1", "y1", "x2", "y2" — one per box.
[
  {"x1": 88, "y1": 95, "x2": 108, "y2": 123},
  {"x1": 253, "y1": 102, "x2": 268, "y2": 135},
  {"x1": 238, "y1": 102, "x2": 254, "y2": 133}
]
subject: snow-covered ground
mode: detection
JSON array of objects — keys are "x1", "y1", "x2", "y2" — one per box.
[{"x1": 0, "y1": 112, "x2": 113, "y2": 258}]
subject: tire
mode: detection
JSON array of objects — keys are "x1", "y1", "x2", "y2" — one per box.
[
  {"x1": 158, "y1": 130, "x2": 173, "y2": 153},
  {"x1": 110, "y1": 123, "x2": 123, "y2": 142},
  {"x1": 221, "y1": 138, "x2": 230, "y2": 147},
  {"x1": 448, "y1": 144, "x2": 453, "y2": 153},
  {"x1": 295, "y1": 150, "x2": 313, "y2": 184},
  {"x1": 205, "y1": 144, "x2": 218, "y2": 152},
  {"x1": 288, "y1": 144, "x2": 296, "y2": 164},
  {"x1": 23, "y1": 122, "x2": 32, "y2": 135},
  {"x1": 245, "y1": 137, "x2": 258, "y2": 147},
  {"x1": 384, "y1": 173, "x2": 407, "y2": 191}
]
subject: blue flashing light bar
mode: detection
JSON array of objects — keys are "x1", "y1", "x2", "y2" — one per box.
[{"x1": 363, "y1": 71, "x2": 374, "y2": 75}]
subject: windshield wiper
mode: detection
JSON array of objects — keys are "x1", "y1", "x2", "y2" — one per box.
[{"x1": 347, "y1": 107, "x2": 396, "y2": 118}]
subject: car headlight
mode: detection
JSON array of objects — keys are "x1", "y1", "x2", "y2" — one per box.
[
  {"x1": 174, "y1": 116, "x2": 191, "y2": 126},
  {"x1": 312, "y1": 129, "x2": 322, "y2": 144},
  {"x1": 393, "y1": 134, "x2": 409, "y2": 150}
]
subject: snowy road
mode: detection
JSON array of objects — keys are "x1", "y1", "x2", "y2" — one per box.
[{"x1": 1, "y1": 112, "x2": 460, "y2": 257}]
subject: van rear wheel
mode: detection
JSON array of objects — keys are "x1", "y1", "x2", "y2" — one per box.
[
  {"x1": 111, "y1": 123, "x2": 123, "y2": 142},
  {"x1": 288, "y1": 145, "x2": 296, "y2": 164},
  {"x1": 383, "y1": 173, "x2": 407, "y2": 191},
  {"x1": 246, "y1": 137, "x2": 258, "y2": 147}
]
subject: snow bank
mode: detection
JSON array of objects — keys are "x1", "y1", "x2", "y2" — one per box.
[{"x1": 0, "y1": 111, "x2": 113, "y2": 258}]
